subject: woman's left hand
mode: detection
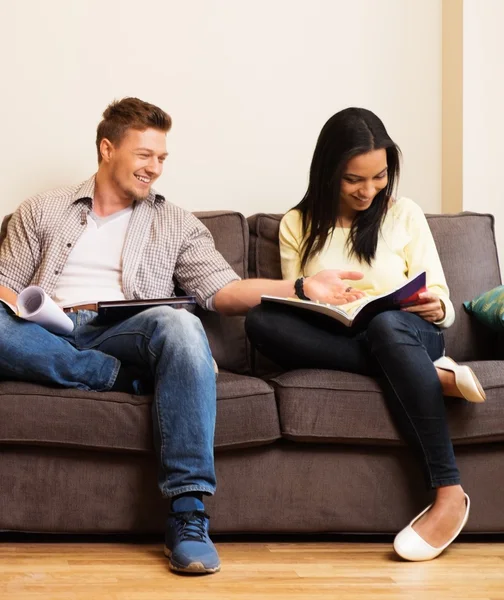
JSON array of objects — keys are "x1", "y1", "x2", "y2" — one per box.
[{"x1": 401, "y1": 291, "x2": 445, "y2": 323}]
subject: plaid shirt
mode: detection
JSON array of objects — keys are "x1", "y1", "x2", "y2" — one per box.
[{"x1": 0, "y1": 175, "x2": 240, "y2": 307}]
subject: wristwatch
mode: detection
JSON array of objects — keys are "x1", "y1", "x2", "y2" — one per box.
[{"x1": 294, "y1": 277, "x2": 311, "y2": 301}]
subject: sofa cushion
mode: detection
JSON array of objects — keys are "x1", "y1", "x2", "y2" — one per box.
[
  {"x1": 248, "y1": 211, "x2": 501, "y2": 361},
  {"x1": 426, "y1": 213, "x2": 501, "y2": 361},
  {"x1": 247, "y1": 213, "x2": 282, "y2": 280},
  {"x1": 0, "y1": 373, "x2": 280, "y2": 452},
  {"x1": 1, "y1": 211, "x2": 252, "y2": 374},
  {"x1": 272, "y1": 362, "x2": 504, "y2": 445}
]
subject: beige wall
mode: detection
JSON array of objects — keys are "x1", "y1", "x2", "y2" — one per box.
[
  {"x1": 0, "y1": 0, "x2": 442, "y2": 217},
  {"x1": 463, "y1": 0, "x2": 504, "y2": 270}
]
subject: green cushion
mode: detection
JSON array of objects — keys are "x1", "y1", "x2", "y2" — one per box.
[{"x1": 464, "y1": 285, "x2": 504, "y2": 331}]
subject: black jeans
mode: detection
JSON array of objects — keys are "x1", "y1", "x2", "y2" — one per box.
[{"x1": 245, "y1": 304, "x2": 460, "y2": 489}]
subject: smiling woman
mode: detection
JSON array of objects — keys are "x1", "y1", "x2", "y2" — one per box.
[{"x1": 339, "y1": 152, "x2": 388, "y2": 224}]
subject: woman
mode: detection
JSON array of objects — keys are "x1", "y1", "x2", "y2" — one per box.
[{"x1": 245, "y1": 108, "x2": 485, "y2": 561}]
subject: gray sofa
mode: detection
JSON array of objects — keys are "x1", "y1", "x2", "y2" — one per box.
[{"x1": 1, "y1": 209, "x2": 503, "y2": 535}]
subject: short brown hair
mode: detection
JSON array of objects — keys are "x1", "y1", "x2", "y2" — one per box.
[{"x1": 96, "y1": 97, "x2": 172, "y2": 162}]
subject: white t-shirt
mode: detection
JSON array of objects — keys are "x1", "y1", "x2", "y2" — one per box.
[{"x1": 52, "y1": 207, "x2": 132, "y2": 307}]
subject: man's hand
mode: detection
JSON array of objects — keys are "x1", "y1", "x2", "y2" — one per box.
[
  {"x1": 401, "y1": 291, "x2": 445, "y2": 323},
  {"x1": 303, "y1": 270, "x2": 365, "y2": 305}
]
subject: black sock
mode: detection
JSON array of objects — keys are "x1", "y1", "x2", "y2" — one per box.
[{"x1": 110, "y1": 365, "x2": 136, "y2": 393}]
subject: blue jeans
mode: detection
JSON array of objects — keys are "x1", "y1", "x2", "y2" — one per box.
[
  {"x1": 0, "y1": 303, "x2": 217, "y2": 498},
  {"x1": 245, "y1": 304, "x2": 460, "y2": 489}
]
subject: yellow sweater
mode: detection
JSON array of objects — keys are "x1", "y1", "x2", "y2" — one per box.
[{"x1": 279, "y1": 197, "x2": 455, "y2": 328}]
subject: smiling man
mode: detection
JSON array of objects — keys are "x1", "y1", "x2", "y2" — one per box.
[{"x1": 0, "y1": 97, "x2": 364, "y2": 575}]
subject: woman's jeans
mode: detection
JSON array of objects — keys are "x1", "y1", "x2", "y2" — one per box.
[
  {"x1": 245, "y1": 304, "x2": 460, "y2": 489},
  {"x1": 0, "y1": 303, "x2": 217, "y2": 498}
]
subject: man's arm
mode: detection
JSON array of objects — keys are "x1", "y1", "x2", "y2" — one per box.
[
  {"x1": 214, "y1": 270, "x2": 365, "y2": 316},
  {"x1": 0, "y1": 199, "x2": 41, "y2": 298},
  {"x1": 0, "y1": 285, "x2": 17, "y2": 306}
]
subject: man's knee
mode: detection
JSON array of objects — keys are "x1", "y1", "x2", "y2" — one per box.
[{"x1": 146, "y1": 306, "x2": 205, "y2": 341}]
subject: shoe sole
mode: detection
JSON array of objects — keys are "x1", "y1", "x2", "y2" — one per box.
[
  {"x1": 465, "y1": 365, "x2": 487, "y2": 402},
  {"x1": 163, "y1": 545, "x2": 221, "y2": 574}
]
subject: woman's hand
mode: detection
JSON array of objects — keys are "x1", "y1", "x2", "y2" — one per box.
[
  {"x1": 401, "y1": 291, "x2": 445, "y2": 323},
  {"x1": 304, "y1": 269, "x2": 365, "y2": 305}
]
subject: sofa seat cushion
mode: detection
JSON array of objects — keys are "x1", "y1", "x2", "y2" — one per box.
[
  {"x1": 272, "y1": 361, "x2": 504, "y2": 445},
  {"x1": 0, "y1": 373, "x2": 279, "y2": 452}
]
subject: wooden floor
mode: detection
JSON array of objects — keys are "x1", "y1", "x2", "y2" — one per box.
[{"x1": 1, "y1": 540, "x2": 504, "y2": 599}]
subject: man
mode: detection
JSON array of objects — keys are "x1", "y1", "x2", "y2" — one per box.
[{"x1": 0, "y1": 97, "x2": 362, "y2": 574}]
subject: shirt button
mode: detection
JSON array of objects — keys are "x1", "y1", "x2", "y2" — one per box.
[
  {"x1": 54, "y1": 270, "x2": 59, "y2": 275},
  {"x1": 67, "y1": 243, "x2": 72, "y2": 248}
]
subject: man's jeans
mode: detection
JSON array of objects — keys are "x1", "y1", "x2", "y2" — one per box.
[
  {"x1": 246, "y1": 304, "x2": 460, "y2": 489},
  {"x1": 0, "y1": 303, "x2": 217, "y2": 498}
]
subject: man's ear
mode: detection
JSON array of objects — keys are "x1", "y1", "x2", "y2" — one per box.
[{"x1": 99, "y1": 138, "x2": 114, "y2": 163}]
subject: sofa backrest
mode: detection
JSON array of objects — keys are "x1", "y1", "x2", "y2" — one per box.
[
  {"x1": 193, "y1": 211, "x2": 251, "y2": 373},
  {"x1": 248, "y1": 211, "x2": 502, "y2": 362},
  {"x1": 0, "y1": 211, "x2": 251, "y2": 374}
]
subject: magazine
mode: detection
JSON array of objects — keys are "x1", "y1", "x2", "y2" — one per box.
[{"x1": 261, "y1": 271, "x2": 427, "y2": 329}]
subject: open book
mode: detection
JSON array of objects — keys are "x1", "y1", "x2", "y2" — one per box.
[
  {"x1": 0, "y1": 286, "x2": 74, "y2": 335},
  {"x1": 261, "y1": 271, "x2": 427, "y2": 329}
]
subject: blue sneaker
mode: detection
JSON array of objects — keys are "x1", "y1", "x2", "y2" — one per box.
[{"x1": 164, "y1": 496, "x2": 221, "y2": 574}]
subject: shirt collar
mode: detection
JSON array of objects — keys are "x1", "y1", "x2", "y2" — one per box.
[{"x1": 71, "y1": 174, "x2": 165, "y2": 207}]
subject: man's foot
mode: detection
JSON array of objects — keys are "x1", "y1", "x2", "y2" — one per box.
[{"x1": 164, "y1": 496, "x2": 221, "y2": 574}]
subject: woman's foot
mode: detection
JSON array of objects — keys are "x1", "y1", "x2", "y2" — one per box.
[
  {"x1": 412, "y1": 485, "x2": 467, "y2": 548},
  {"x1": 393, "y1": 486, "x2": 470, "y2": 561},
  {"x1": 435, "y1": 355, "x2": 486, "y2": 403}
]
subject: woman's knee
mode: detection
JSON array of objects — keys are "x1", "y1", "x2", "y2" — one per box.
[{"x1": 366, "y1": 310, "x2": 414, "y2": 344}]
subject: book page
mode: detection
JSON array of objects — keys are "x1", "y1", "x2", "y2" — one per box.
[{"x1": 17, "y1": 286, "x2": 74, "y2": 335}]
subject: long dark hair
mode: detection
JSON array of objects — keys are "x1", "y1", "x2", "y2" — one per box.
[{"x1": 295, "y1": 108, "x2": 401, "y2": 270}]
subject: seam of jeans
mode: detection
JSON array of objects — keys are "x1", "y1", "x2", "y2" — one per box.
[
  {"x1": 370, "y1": 330, "x2": 445, "y2": 361},
  {"x1": 372, "y1": 352, "x2": 435, "y2": 488},
  {"x1": 77, "y1": 328, "x2": 151, "y2": 351}
]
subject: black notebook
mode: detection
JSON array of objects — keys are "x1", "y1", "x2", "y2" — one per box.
[{"x1": 97, "y1": 296, "x2": 196, "y2": 324}]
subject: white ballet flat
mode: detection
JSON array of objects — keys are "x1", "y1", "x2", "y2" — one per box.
[
  {"x1": 434, "y1": 355, "x2": 486, "y2": 403},
  {"x1": 393, "y1": 493, "x2": 470, "y2": 561}
]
